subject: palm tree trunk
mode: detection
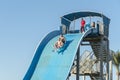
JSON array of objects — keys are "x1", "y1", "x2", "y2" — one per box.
[
  {"x1": 116, "y1": 67, "x2": 119, "y2": 80},
  {"x1": 118, "y1": 72, "x2": 120, "y2": 80},
  {"x1": 117, "y1": 72, "x2": 119, "y2": 80}
]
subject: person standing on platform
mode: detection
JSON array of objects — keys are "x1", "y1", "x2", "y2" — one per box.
[{"x1": 80, "y1": 18, "x2": 86, "y2": 33}]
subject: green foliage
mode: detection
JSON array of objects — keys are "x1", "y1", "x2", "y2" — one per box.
[
  {"x1": 113, "y1": 50, "x2": 120, "y2": 68},
  {"x1": 112, "y1": 50, "x2": 120, "y2": 80}
]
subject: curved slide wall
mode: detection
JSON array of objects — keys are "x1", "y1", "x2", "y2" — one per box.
[
  {"x1": 23, "y1": 30, "x2": 61, "y2": 80},
  {"x1": 23, "y1": 29, "x2": 92, "y2": 80}
]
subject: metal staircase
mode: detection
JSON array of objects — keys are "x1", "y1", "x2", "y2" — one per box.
[
  {"x1": 89, "y1": 39, "x2": 109, "y2": 80},
  {"x1": 90, "y1": 41, "x2": 108, "y2": 62},
  {"x1": 71, "y1": 45, "x2": 110, "y2": 80},
  {"x1": 71, "y1": 50, "x2": 103, "y2": 80}
]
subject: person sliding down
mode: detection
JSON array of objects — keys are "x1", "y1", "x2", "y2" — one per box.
[
  {"x1": 59, "y1": 34, "x2": 66, "y2": 44},
  {"x1": 55, "y1": 38, "x2": 63, "y2": 48},
  {"x1": 53, "y1": 34, "x2": 66, "y2": 52}
]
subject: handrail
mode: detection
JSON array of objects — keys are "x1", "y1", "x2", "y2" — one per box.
[{"x1": 79, "y1": 51, "x2": 97, "y2": 73}]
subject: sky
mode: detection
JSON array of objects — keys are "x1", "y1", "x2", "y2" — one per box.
[{"x1": 0, "y1": 0, "x2": 120, "y2": 80}]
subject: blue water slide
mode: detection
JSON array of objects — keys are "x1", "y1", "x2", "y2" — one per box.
[
  {"x1": 23, "y1": 30, "x2": 61, "y2": 80},
  {"x1": 23, "y1": 29, "x2": 93, "y2": 80}
]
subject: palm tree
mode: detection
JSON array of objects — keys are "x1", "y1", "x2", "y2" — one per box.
[{"x1": 113, "y1": 50, "x2": 120, "y2": 80}]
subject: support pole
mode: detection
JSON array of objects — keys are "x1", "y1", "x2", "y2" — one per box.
[
  {"x1": 109, "y1": 60, "x2": 112, "y2": 80},
  {"x1": 100, "y1": 39, "x2": 103, "y2": 80},
  {"x1": 76, "y1": 46, "x2": 80, "y2": 80},
  {"x1": 73, "y1": 17, "x2": 75, "y2": 32},
  {"x1": 106, "y1": 57, "x2": 109, "y2": 80},
  {"x1": 106, "y1": 39, "x2": 109, "y2": 80}
]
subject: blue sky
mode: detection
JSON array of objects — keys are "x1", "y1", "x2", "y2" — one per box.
[{"x1": 0, "y1": 0, "x2": 120, "y2": 80}]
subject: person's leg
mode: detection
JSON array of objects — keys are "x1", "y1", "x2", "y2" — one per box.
[
  {"x1": 81, "y1": 27, "x2": 84, "y2": 33},
  {"x1": 80, "y1": 27, "x2": 82, "y2": 33},
  {"x1": 83, "y1": 26, "x2": 85, "y2": 32}
]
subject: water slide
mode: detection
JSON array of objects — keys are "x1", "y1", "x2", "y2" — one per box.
[{"x1": 23, "y1": 29, "x2": 92, "y2": 80}]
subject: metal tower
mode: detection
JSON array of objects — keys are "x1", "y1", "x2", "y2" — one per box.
[{"x1": 60, "y1": 11, "x2": 112, "y2": 80}]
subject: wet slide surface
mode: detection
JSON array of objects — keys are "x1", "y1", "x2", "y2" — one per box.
[{"x1": 31, "y1": 33, "x2": 83, "y2": 80}]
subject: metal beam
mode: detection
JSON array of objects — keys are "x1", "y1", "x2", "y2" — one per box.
[
  {"x1": 76, "y1": 46, "x2": 80, "y2": 80},
  {"x1": 99, "y1": 38, "x2": 103, "y2": 80},
  {"x1": 106, "y1": 39, "x2": 109, "y2": 80},
  {"x1": 109, "y1": 60, "x2": 112, "y2": 80}
]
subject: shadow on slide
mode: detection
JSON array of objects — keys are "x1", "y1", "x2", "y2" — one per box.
[{"x1": 57, "y1": 39, "x2": 73, "y2": 54}]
